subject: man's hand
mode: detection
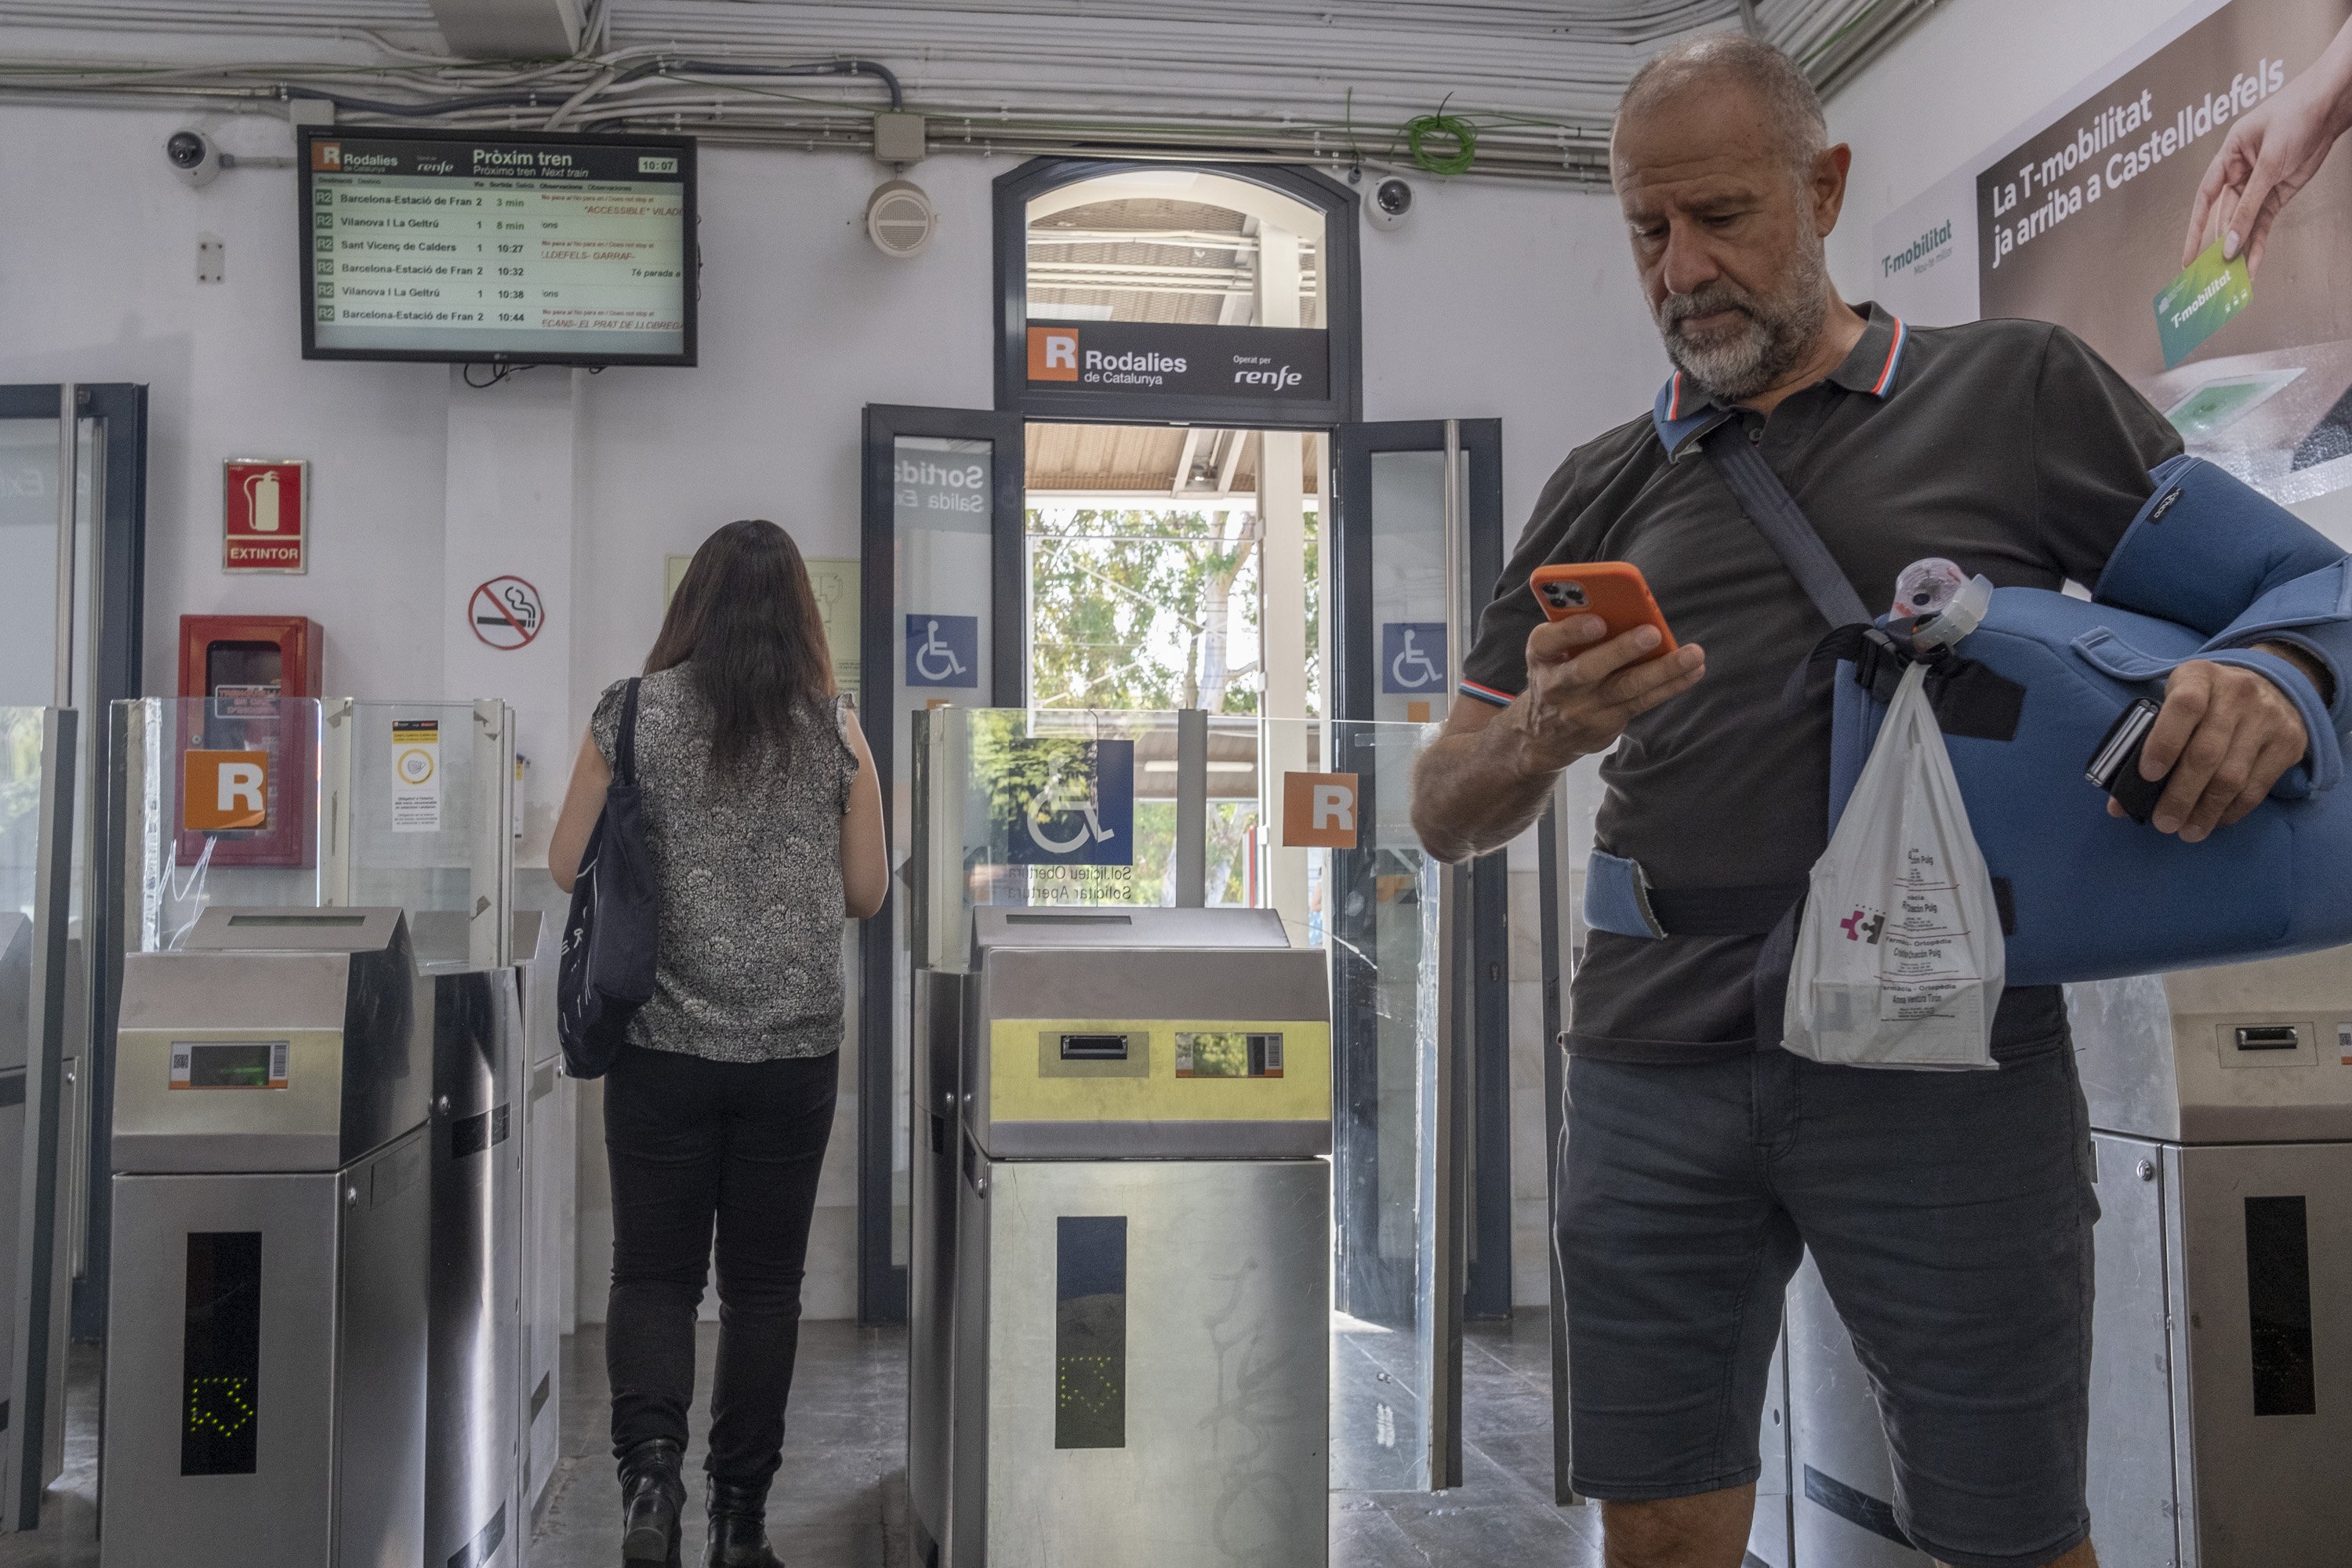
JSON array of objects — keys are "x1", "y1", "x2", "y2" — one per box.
[
  {"x1": 1504, "y1": 614, "x2": 1707, "y2": 770},
  {"x1": 2119, "y1": 653, "x2": 2315, "y2": 840},
  {"x1": 1406, "y1": 615, "x2": 1704, "y2": 862}
]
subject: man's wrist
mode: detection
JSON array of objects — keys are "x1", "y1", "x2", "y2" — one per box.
[
  {"x1": 1499, "y1": 692, "x2": 1582, "y2": 779},
  {"x1": 2252, "y1": 640, "x2": 2336, "y2": 706}
]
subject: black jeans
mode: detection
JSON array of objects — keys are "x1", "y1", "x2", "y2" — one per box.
[{"x1": 604, "y1": 1043, "x2": 838, "y2": 1486}]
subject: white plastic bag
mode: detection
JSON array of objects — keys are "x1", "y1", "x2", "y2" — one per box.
[{"x1": 1784, "y1": 662, "x2": 2005, "y2": 1069}]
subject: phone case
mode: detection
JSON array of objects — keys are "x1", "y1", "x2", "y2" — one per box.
[{"x1": 1529, "y1": 562, "x2": 1677, "y2": 652}]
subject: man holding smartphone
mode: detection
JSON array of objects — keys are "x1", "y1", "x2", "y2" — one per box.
[{"x1": 1410, "y1": 34, "x2": 2328, "y2": 1568}]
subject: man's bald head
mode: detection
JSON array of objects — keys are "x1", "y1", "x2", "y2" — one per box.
[
  {"x1": 1614, "y1": 34, "x2": 1827, "y2": 189},
  {"x1": 1607, "y1": 32, "x2": 1853, "y2": 404}
]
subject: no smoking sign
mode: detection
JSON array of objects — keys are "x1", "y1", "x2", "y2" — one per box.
[{"x1": 470, "y1": 576, "x2": 544, "y2": 650}]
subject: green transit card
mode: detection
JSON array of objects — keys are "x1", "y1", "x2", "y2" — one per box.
[{"x1": 2154, "y1": 241, "x2": 2252, "y2": 369}]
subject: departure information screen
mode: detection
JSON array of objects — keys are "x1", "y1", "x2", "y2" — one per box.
[{"x1": 299, "y1": 128, "x2": 695, "y2": 365}]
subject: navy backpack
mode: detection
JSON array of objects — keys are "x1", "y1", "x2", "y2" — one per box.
[{"x1": 557, "y1": 677, "x2": 659, "y2": 1077}]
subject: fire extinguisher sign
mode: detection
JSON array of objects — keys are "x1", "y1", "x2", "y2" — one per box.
[{"x1": 223, "y1": 459, "x2": 308, "y2": 574}]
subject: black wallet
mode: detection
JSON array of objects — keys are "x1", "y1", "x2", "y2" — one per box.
[{"x1": 2084, "y1": 698, "x2": 2169, "y2": 822}]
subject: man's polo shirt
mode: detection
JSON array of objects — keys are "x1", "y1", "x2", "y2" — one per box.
[{"x1": 1459, "y1": 303, "x2": 2182, "y2": 1062}]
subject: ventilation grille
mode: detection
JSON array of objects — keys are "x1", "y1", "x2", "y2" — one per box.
[{"x1": 866, "y1": 180, "x2": 935, "y2": 259}]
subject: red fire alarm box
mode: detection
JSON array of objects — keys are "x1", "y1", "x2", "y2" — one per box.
[{"x1": 176, "y1": 615, "x2": 321, "y2": 867}]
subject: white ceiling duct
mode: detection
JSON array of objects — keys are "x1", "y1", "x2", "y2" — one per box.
[
  {"x1": 426, "y1": 0, "x2": 583, "y2": 60},
  {"x1": 0, "y1": 0, "x2": 1941, "y2": 184}
]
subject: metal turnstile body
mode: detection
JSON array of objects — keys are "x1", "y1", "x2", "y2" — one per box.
[
  {"x1": 1781, "y1": 1258, "x2": 1920, "y2": 1565},
  {"x1": 514, "y1": 907, "x2": 573, "y2": 1539},
  {"x1": 2071, "y1": 950, "x2": 2352, "y2": 1566},
  {"x1": 101, "y1": 907, "x2": 431, "y2": 1568},
  {"x1": 414, "y1": 909, "x2": 523, "y2": 1568},
  {"x1": 1766, "y1": 949, "x2": 2352, "y2": 1566},
  {"x1": 921, "y1": 907, "x2": 1331, "y2": 1568}
]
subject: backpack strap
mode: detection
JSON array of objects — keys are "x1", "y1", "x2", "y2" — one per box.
[
  {"x1": 615, "y1": 677, "x2": 643, "y2": 788},
  {"x1": 1696, "y1": 419, "x2": 1872, "y2": 630},
  {"x1": 1686, "y1": 422, "x2": 1875, "y2": 1055}
]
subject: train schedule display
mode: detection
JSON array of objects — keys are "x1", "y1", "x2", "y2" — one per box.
[{"x1": 299, "y1": 127, "x2": 696, "y2": 366}]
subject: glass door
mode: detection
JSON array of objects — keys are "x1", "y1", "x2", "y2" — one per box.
[
  {"x1": 1330, "y1": 417, "x2": 1506, "y2": 1487},
  {"x1": 0, "y1": 382, "x2": 146, "y2": 1529},
  {"x1": 858, "y1": 405, "x2": 1025, "y2": 1323}
]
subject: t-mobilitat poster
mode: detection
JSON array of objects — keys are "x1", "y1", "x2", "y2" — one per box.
[{"x1": 1874, "y1": 0, "x2": 2352, "y2": 508}]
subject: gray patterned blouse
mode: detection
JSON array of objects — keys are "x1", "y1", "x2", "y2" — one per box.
[{"x1": 590, "y1": 666, "x2": 858, "y2": 1062}]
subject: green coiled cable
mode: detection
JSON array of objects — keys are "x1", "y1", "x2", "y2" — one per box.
[{"x1": 1403, "y1": 110, "x2": 1477, "y2": 177}]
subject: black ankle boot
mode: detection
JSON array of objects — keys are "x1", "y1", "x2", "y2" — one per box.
[
  {"x1": 704, "y1": 1477, "x2": 786, "y2": 1568},
  {"x1": 618, "y1": 1438, "x2": 687, "y2": 1568}
]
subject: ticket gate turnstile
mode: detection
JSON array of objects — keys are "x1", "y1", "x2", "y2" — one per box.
[
  {"x1": 1751, "y1": 947, "x2": 2352, "y2": 1567},
  {"x1": 102, "y1": 907, "x2": 432, "y2": 1566},
  {"x1": 911, "y1": 906, "x2": 1332, "y2": 1568},
  {"x1": 2071, "y1": 950, "x2": 2352, "y2": 1566},
  {"x1": 103, "y1": 903, "x2": 539, "y2": 1568}
]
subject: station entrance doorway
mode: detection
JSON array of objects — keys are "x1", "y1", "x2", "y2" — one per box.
[
  {"x1": 857, "y1": 152, "x2": 1519, "y2": 1494},
  {"x1": 862, "y1": 401, "x2": 1511, "y2": 1484}
]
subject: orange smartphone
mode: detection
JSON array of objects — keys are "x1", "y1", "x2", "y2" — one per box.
[{"x1": 1529, "y1": 562, "x2": 1678, "y2": 655}]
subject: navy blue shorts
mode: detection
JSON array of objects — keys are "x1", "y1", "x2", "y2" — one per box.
[{"x1": 1557, "y1": 1040, "x2": 2098, "y2": 1568}]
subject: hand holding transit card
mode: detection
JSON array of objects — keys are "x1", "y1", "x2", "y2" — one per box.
[{"x1": 2154, "y1": 239, "x2": 2254, "y2": 369}]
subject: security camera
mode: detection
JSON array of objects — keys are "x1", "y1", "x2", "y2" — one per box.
[
  {"x1": 1367, "y1": 176, "x2": 1414, "y2": 231},
  {"x1": 167, "y1": 129, "x2": 222, "y2": 189}
]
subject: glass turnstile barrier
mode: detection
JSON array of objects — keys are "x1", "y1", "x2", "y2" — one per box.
[
  {"x1": 117, "y1": 696, "x2": 515, "y2": 967},
  {"x1": 906, "y1": 704, "x2": 1454, "y2": 1497}
]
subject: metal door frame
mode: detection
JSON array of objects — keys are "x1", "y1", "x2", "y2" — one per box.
[
  {"x1": 992, "y1": 157, "x2": 1363, "y2": 430},
  {"x1": 0, "y1": 383, "x2": 145, "y2": 1353},
  {"x1": 857, "y1": 404, "x2": 1025, "y2": 1323},
  {"x1": 1330, "y1": 416, "x2": 1505, "y2": 1485}
]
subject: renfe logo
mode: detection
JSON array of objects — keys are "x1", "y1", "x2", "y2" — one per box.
[
  {"x1": 1028, "y1": 327, "x2": 1080, "y2": 382},
  {"x1": 183, "y1": 750, "x2": 270, "y2": 833},
  {"x1": 1281, "y1": 771, "x2": 1360, "y2": 848}
]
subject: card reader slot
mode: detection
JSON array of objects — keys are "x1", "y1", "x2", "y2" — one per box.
[
  {"x1": 1058, "y1": 1033, "x2": 1131, "y2": 1062},
  {"x1": 2236, "y1": 1025, "x2": 2303, "y2": 1051}
]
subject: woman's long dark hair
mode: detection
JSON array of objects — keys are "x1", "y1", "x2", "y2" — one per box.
[{"x1": 645, "y1": 520, "x2": 835, "y2": 779}]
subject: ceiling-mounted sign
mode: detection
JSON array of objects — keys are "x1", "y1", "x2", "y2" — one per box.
[
  {"x1": 1025, "y1": 322, "x2": 1329, "y2": 400},
  {"x1": 223, "y1": 459, "x2": 309, "y2": 574},
  {"x1": 470, "y1": 575, "x2": 544, "y2": 649}
]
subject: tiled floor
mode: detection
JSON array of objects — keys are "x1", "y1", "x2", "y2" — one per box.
[{"x1": 1, "y1": 1312, "x2": 1603, "y2": 1567}]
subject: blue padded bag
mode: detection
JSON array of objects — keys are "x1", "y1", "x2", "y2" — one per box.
[{"x1": 1824, "y1": 456, "x2": 2352, "y2": 985}]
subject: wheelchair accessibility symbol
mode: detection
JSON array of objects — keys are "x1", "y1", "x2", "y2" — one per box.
[
  {"x1": 1381, "y1": 622, "x2": 1448, "y2": 694},
  {"x1": 1004, "y1": 739, "x2": 1134, "y2": 866},
  {"x1": 905, "y1": 614, "x2": 978, "y2": 688}
]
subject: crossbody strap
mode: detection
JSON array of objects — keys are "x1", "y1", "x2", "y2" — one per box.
[
  {"x1": 1696, "y1": 420, "x2": 1871, "y2": 630},
  {"x1": 615, "y1": 677, "x2": 643, "y2": 788}
]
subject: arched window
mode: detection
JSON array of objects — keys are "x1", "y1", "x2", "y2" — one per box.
[{"x1": 994, "y1": 161, "x2": 1360, "y2": 426}]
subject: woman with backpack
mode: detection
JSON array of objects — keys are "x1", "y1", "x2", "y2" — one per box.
[{"x1": 550, "y1": 518, "x2": 888, "y2": 1568}]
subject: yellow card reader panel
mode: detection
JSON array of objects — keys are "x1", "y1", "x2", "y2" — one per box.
[{"x1": 990, "y1": 1018, "x2": 1330, "y2": 1127}]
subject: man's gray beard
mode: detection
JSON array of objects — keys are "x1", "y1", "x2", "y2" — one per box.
[{"x1": 1657, "y1": 247, "x2": 1830, "y2": 404}]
